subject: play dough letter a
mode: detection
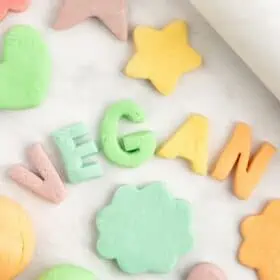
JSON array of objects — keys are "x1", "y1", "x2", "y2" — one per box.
[
  {"x1": 157, "y1": 115, "x2": 209, "y2": 175},
  {"x1": 8, "y1": 144, "x2": 67, "y2": 204},
  {"x1": 52, "y1": 123, "x2": 103, "y2": 184},
  {"x1": 100, "y1": 100, "x2": 157, "y2": 168},
  {"x1": 211, "y1": 123, "x2": 276, "y2": 200}
]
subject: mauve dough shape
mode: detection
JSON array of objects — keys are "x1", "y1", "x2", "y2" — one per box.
[
  {"x1": 54, "y1": 0, "x2": 128, "y2": 41},
  {"x1": 187, "y1": 263, "x2": 227, "y2": 280},
  {"x1": 9, "y1": 144, "x2": 67, "y2": 204}
]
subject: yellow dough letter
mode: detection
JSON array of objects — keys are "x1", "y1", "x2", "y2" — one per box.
[
  {"x1": 211, "y1": 123, "x2": 277, "y2": 200},
  {"x1": 157, "y1": 115, "x2": 209, "y2": 175}
]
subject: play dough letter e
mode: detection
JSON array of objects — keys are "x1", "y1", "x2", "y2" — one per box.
[
  {"x1": 211, "y1": 123, "x2": 276, "y2": 200},
  {"x1": 100, "y1": 100, "x2": 157, "y2": 167},
  {"x1": 52, "y1": 123, "x2": 103, "y2": 184},
  {"x1": 157, "y1": 115, "x2": 209, "y2": 175}
]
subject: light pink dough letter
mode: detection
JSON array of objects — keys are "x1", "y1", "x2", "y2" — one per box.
[{"x1": 9, "y1": 144, "x2": 67, "y2": 204}]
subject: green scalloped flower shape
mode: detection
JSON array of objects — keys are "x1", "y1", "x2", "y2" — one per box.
[{"x1": 96, "y1": 182, "x2": 193, "y2": 274}]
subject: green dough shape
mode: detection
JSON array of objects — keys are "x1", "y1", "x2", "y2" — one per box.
[
  {"x1": 39, "y1": 264, "x2": 95, "y2": 280},
  {"x1": 96, "y1": 182, "x2": 193, "y2": 274},
  {"x1": 100, "y1": 100, "x2": 157, "y2": 168},
  {"x1": 52, "y1": 123, "x2": 103, "y2": 184},
  {"x1": 0, "y1": 25, "x2": 51, "y2": 110}
]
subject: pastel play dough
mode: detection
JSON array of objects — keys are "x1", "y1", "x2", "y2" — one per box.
[
  {"x1": 54, "y1": 0, "x2": 128, "y2": 41},
  {"x1": 0, "y1": 0, "x2": 29, "y2": 21},
  {"x1": 9, "y1": 144, "x2": 67, "y2": 204},
  {"x1": 239, "y1": 200, "x2": 280, "y2": 280},
  {"x1": 52, "y1": 123, "x2": 103, "y2": 184},
  {"x1": 157, "y1": 115, "x2": 209, "y2": 175},
  {"x1": 0, "y1": 25, "x2": 51, "y2": 110},
  {"x1": 125, "y1": 20, "x2": 202, "y2": 96},
  {"x1": 100, "y1": 100, "x2": 157, "y2": 168},
  {"x1": 0, "y1": 196, "x2": 35, "y2": 280},
  {"x1": 39, "y1": 264, "x2": 95, "y2": 280},
  {"x1": 211, "y1": 122, "x2": 276, "y2": 200},
  {"x1": 187, "y1": 263, "x2": 227, "y2": 280},
  {"x1": 96, "y1": 182, "x2": 193, "y2": 274}
]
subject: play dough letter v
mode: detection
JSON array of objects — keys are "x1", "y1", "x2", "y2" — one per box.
[
  {"x1": 211, "y1": 123, "x2": 276, "y2": 200},
  {"x1": 9, "y1": 144, "x2": 67, "y2": 204},
  {"x1": 157, "y1": 115, "x2": 209, "y2": 175},
  {"x1": 100, "y1": 100, "x2": 157, "y2": 167}
]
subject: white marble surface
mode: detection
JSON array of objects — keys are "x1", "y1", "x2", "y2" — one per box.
[{"x1": 0, "y1": 1, "x2": 280, "y2": 280}]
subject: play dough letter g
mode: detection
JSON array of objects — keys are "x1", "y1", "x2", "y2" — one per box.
[
  {"x1": 211, "y1": 123, "x2": 276, "y2": 200},
  {"x1": 100, "y1": 100, "x2": 157, "y2": 167},
  {"x1": 157, "y1": 115, "x2": 209, "y2": 175},
  {"x1": 52, "y1": 123, "x2": 103, "y2": 184}
]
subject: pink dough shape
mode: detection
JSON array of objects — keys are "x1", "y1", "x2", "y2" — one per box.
[
  {"x1": 0, "y1": 0, "x2": 30, "y2": 21},
  {"x1": 9, "y1": 144, "x2": 67, "y2": 204},
  {"x1": 187, "y1": 263, "x2": 227, "y2": 280},
  {"x1": 54, "y1": 0, "x2": 128, "y2": 41}
]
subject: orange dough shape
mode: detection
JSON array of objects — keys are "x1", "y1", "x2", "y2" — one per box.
[
  {"x1": 0, "y1": 0, "x2": 29, "y2": 21},
  {"x1": 239, "y1": 200, "x2": 280, "y2": 280},
  {"x1": 0, "y1": 196, "x2": 35, "y2": 280},
  {"x1": 211, "y1": 123, "x2": 276, "y2": 200}
]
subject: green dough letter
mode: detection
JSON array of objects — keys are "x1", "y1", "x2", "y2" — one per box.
[
  {"x1": 52, "y1": 123, "x2": 103, "y2": 184},
  {"x1": 100, "y1": 100, "x2": 157, "y2": 167}
]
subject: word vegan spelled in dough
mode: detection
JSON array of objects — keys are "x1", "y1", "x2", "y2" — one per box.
[{"x1": 9, "y1": 100, "x2": 276, "y2": 203}]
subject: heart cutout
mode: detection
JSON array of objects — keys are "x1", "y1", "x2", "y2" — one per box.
[
  {"x1": 0, "y1": 0, "x2": 29, "y2": 21},
  {"x1": 0, "y1": 25, "x2": 51, "y2": 110},
  {"x1": 187, "y1": 263, "x2": 227, "y2": 280}
]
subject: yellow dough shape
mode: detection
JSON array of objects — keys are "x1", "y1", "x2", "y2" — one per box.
[
  {"x1": 239, "y1": 200, "x2": 280, "y2": 280},
  {"x1": 157, "y1": 115, "x2": 209, "y2": 175},
  {"x1": 0, "y1": 196, "x2": 35, "y2": 280},
  {"x1": 125, "y1": 20, "x2": 202, "y2": 96}
]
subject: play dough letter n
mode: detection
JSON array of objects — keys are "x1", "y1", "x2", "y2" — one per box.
[
  {"x1": 157, "y1": 115, "x2": 209, "y2": 175},
  {"x1": 211, "y1": 123, "x2": 276, "y2": 200},
  {"x1": 100, "y1": 100, "x2": 157, "y2": 168},
  {"x1": 52, "y1": 123, "x2": 103, "y2": 184}
]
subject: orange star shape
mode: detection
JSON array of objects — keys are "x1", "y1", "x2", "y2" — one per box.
[
  {"x1": 54, "y1": 0, "x2": 128, "y2": 41},
  {"x1": 125, "y1": 20, "x2": 202, "y2": 96}
]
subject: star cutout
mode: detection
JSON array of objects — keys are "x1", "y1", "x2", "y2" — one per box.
[
  {"x1": 54, "y1": 0, "x2": 128, "y2": 41},
  {"x1": 0, "y1": 0, "x2": 29, "y2": 21},
  {"x1": 125, "y1": 20, "x2": 202, "y2": 96}
]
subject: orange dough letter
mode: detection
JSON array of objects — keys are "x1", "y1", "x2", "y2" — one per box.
[{"x1": 211, "y1": 123, "x2": 276, "y2": 200}]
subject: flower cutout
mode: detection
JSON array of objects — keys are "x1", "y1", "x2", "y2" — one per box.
[
  {"x1": 96, "y1": 182, "x2": 193, "y2": 274},
  {"x1": 239, "y1": 200, "x2": 280, "y2": 280}
]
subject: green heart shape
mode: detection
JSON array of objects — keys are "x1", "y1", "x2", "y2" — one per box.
[{"x1": 0, "y1": 25, "x2": 51, "y2": 110}]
